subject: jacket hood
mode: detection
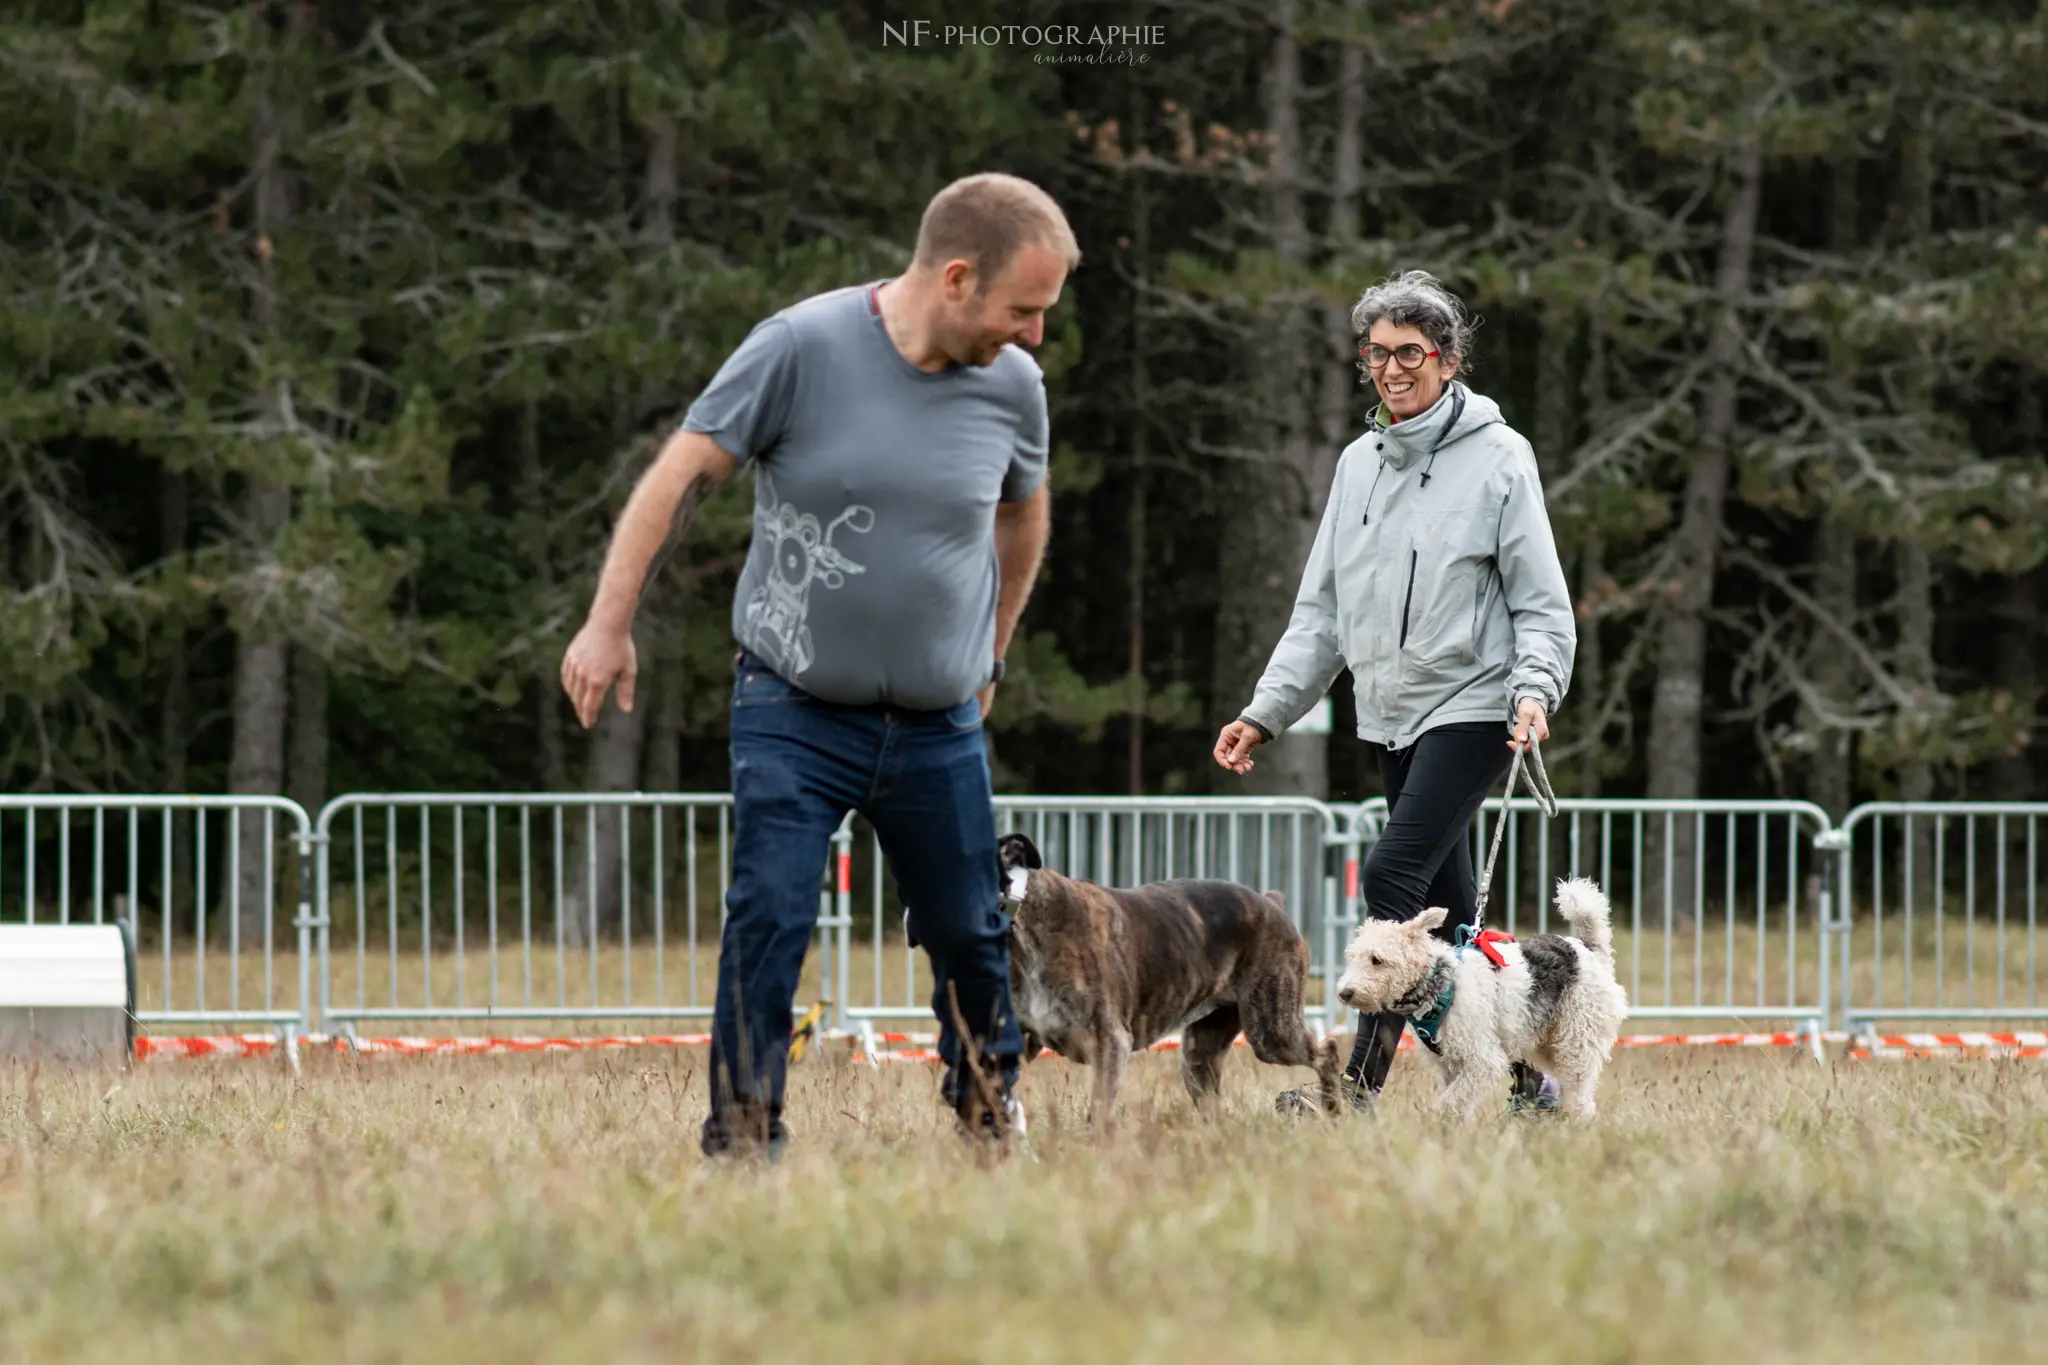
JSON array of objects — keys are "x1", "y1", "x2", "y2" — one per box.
[{"x1": 1370, "y1": 381, "x2": 1504, "y2": 469}]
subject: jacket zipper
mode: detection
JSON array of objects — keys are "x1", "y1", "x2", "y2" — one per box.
[{"x1": 1398, "y1": 550, "x2": 1417, "y2": 649}]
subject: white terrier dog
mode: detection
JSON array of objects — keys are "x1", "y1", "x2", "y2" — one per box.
[{"x1": 1334, "y1": 876, "x2": 1629, "y2": 1119}]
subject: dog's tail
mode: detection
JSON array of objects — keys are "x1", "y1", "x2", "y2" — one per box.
[{"x1": 1553, "y1": 876, "x2": 1615, "y2": 966}]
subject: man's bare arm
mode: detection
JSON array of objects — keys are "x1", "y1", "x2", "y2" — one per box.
[
  {"x1": 587, "y1": 429, "x2": 740, "y2": 634},
  {"x1": 992, "y1": 481, "x2": 1051, "y2": 662},
  {"x1": 562, "y1": 428, "x2": 739, "y2": 727}
]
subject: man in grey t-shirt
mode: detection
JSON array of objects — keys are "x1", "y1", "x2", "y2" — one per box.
[
  {"x1": 693, "y1": 275, "x2": 1050, "y2": 711},
  {"x1": 561, "y1": 172, "x2": 1075, "y2": 1159}
]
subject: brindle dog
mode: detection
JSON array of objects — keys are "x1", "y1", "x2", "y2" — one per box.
[{"x1": 997, "y1": 833, "x2": 1340, "y2": 1126}]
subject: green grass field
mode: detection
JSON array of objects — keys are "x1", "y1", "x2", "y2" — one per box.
[{"x1": 3, "y1": 1040, "x2": 2047, "y2": 1362}]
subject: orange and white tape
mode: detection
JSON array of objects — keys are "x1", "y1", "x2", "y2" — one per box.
[
  {"x1": 1849, "y1": 1031, "x2": 2048, "y2": 1060},
  {"x1": 1852, "y1": 1045, "x2": 2048, "y2": 1060},
  {"x1": 851, "y1": 1028, "x2": 1829, "y2": 1062},
  {"x1": 136, "y1": 1034, "x2": 286, "y2": 1060},
  {"x1": 140, "y1": 1026, "x2": 2048, "y2": 1065},
  {"x1": 1613, "y1": 1030, "x2": 1824, "y2": 1048},
  {"x1": 1863, "y1": 1031, "x2": 2048, "y2": 1049},
  {"x1": 135, "y1": 1031, "x2": 716, "y2": 1060},
  {"x1": 344, "y1": 1033, "x2": 714, "y2": 1057}
]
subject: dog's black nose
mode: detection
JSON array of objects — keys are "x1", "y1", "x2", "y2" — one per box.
[{"x1": 1338, "y1": 987, "x2": 1356, "y2": 1006}]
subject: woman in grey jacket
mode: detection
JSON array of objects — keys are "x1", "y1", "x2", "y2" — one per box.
[{"x1": 1212, "y1": 270, "x2": 1577, "y2": 1116}]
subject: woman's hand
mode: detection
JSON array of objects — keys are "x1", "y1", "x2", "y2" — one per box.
[
  {"x1": 1214, "y1": 719, "x2": 1267, "y2": 774},
  {"x1": 1510, "y1": 697, "x2": 1549, "y2": 751}
]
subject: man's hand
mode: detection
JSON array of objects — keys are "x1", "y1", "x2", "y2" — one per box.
[
  {"x1": 561, "y1": 622, "x2": 637, "y2": 729},
  {"x1": 1511, "y1": 697, "x2": 1549, "y2": 751},
  {"x1": 1214, "y1": 719, "x2": 1267, "y2": 775},
  {"x1": 977, "y1": 680, "x2": 996, "y2": 719}
]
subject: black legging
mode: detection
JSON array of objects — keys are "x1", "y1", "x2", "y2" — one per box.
[{"x1": 1344, "y1": 720, "x2": 1544, "y2": 1098}]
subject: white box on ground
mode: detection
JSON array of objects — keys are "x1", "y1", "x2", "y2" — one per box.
[
  {"x1": 0, "y1": 923, "x2": 135, "y2": 1066},
  {"x1": 1287, "y1": 698, "x2": 1333, "y2": 736}
]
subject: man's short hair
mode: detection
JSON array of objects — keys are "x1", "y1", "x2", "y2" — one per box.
[{"x1": 912, "y1": 172, "x2": 1081, "y2": 288}]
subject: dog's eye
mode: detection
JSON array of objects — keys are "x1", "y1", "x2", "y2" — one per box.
[{"x1": 1370, "y1": 955, "x2": 1384, "y2": 967}]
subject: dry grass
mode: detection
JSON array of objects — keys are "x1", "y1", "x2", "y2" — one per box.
[{"x1": 2, "y1": 1041, "x2": 2048, "y2": 1363}]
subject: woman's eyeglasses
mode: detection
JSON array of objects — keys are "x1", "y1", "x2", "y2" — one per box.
[{"x1": 1360, "y1": 342, "x2": 1439, "y2": 369}]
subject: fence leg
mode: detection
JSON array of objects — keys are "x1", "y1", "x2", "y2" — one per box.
[
  {"x1": 834, "y1": 826, "x2": 853, "y2": 1038},
  {"x1": 814, "y1": 859, "x2": 835, "y2": 1039},
  {"x1": 275, "y1": 1021, "x2": 302, "y2": 1077},
  {"x1": 1326, "y1": 829, "x2": 1362, "y2": 1038},
  {"x1": 299, "y1": 826, "x2": 323, "y2": 1039},
  {"x1": 1319, "y1": 861, "x2": 1339, "y2": 1036},
  {"x1": 1815, "y1": 827, "x2": 1851, "y2": 1041}
]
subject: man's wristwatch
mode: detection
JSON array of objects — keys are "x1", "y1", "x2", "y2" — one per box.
[{"x1": 990, "y1": 659, "x2": 1006, "y2": 684}]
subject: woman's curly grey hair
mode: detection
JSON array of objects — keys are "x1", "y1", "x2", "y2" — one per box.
[{"x1": 1349, "y1": 269, "x2": 1480, "y2": 379}]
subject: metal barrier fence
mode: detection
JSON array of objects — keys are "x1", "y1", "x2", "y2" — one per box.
[
  {"x1": 0, "y1": 795, "x2": 314, "y2": 1040},
  {"x1": 1837, "y1": 802, "x2": 2048, "y2": 1040},
  {"x1": 1350, "y1": 796, "x2": 1837, "y2": 1044},
  {"x1": 312, "y1": 793, "x2": 855, "y2": 1036},
  {"x1": 12, "y1": 789, "x2": 2048, "y2": 1044}
]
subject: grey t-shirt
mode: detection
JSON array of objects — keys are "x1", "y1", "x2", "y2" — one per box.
[{"x1": 681, "y1": 280, "x2": 1049, "y2": 711}]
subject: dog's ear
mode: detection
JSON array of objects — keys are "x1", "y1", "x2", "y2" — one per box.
[
  {"x1": 1264, "y1": 889, "x2": 1286, "y2": 913},
  {"x1": 1411, "y1": 905, "x2": 1450, "y2": 934},
  {"x1": 996, "y1": 832, "x2": 1043, "y2": 872}
]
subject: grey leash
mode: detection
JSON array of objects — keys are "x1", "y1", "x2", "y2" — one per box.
[{"x1": 1471, "y1": 735, "x2": 1558, "y2": 933}]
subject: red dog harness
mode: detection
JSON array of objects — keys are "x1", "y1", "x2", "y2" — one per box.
[{"x1": 1471, "y1": 927, "x2": 1516, "y2": 969}]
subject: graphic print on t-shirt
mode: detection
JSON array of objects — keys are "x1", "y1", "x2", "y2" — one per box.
[{"x1": 741, "y1": 470, "x2": 876, "y2": 679}]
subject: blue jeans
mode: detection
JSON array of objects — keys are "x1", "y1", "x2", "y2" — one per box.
[{"x1": 701, "y1": 653, "x2": 1022, "y2": 1155}]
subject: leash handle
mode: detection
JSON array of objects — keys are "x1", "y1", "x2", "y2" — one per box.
[{"x1": 1471, "y1": 734, "x2": 1558, "y2": 931}]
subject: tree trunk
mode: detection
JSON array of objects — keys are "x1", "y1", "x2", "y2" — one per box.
[
  {"x1": 520, "y1": 397, "x2": 571, "y2": 792},
  {"x1": 1644, "y1": 139, "x2": 1763, "y2": 918},
  {"x1": 561, "y1": 110, "x2": 678, "y2": 945},
  {"x1": 226, "y1": 490, "x2": 291, "y2": 947},
  {"x1": 1990, "y1": 376, "x2": 2042, "y2": 901},
  {"x1": 641, "y1": 114, "x2": 678, "y2": 244},
  {"x1": 1126, "y1": 79, "x2": 1152, "y2": 796},
  {"x1": 287, "y1": 645, "x2": 328, "y2": 818},
  {"x1": 1574, "y1": 117, "x2": 1616, "y2": 801},
  {"x1": 228, "y1": 0, "x2": 306, "y2": 948},
  {"x1": 1532, "y1": 304, "x2": 1576, "y2": 881},
  {"x1": 561, "y1": 633, "x2": 651, "y2": 948},
  {"x1": 643, "y1": 644, "x2": 685, "y2": 925},
  {"x1": 159, "y1": 468, "x2": 190, "y2": 793},
  {"x1": 1126, "y1": 419, "x2": 1148, "y2": 796},
  {"x1": 1805, "y1": 512, "x2": 1857, "y2": 820},
  {"x1": 1533, "y1": 307, "x2": 1573, "y2": 470},
  {"x1": 1896, "y1": 542, "x2": 1938, "y2": 904},
  {"x1": 1803, "y1": 154, "x2": 1862, "y2": 821},
  {"x1": 1894, "y1": 120, "x2": 1938, "y2": 897},
  {"x1": 644, "y1": 659, "x2": 683, "y2": 798},
  {"x1": 1575, "y1": 543, "x2": 1605, "y2": 799},
  {"x1": 537, "y1": 684, "x2": 570, "y2": 791},
  {"x1": 1213, "y1": 0, "x2": 1327, "y2": 798},
  {"x1": 1313, "y1": 0, "x2": 1366, "y2": 798},
  {"x1": 1990, "y1": 373, "x2": 2043, "y2": 803},
  {"x1": 1987, "y1": 567, "x2": 2038, "y2": 801}
]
